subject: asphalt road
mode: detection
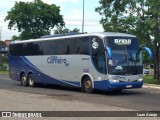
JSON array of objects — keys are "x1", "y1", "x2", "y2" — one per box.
[{"x1": 0, "y1": 74, "x2": 160, "y2": 111}]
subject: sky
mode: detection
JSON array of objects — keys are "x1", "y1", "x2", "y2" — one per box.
[{"x1": 0, "y1": 0, "x2": 104, "y2": 41}]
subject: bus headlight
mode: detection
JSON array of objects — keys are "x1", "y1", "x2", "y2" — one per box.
[
  {"x1": 138, "y1": 78, "x2": 143, "y2": 82},
  {"x1": 109, "y1": 79, "x2": 119, "y2": 83},
  {"x1": 138, "y1": 75, "x2": 143, "y2": 82}
]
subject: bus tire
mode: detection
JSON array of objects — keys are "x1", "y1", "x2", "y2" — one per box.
[
  {"x1": 28, "y1": 74, "x2": 36, "y2": 87},
  {"x1": 20, "y1": 74, "x2": 28, "y2": 86},
  {"x1": 82, "y1": 77, "x2": 93, "y2": 93}
]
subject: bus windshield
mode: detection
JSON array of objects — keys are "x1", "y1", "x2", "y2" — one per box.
[{"x1": 105, "y1": 37, "x2": 143, "y2": 75}]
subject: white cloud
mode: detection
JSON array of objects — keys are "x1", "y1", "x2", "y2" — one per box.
[
  {"x1": 0, "y1": 14, "x2": 20, "y2": 41},
  {"x1": 71, "y1": 9, "x2": 82, "y2": 15},
  {"x1": 52, "y1": 0, "x2": 79, "y2": 3},
  {"x1": 63, "y1": 8, "x2": 103, "y2": 33},
  {"x1": 0, "y1": 0, "x2": 103, "y2": 40},
  {"x1": 70, "y1": 0, "x2": 79, "y2": 3},
  {"x1": 41, "y1": 0, "x2": 53, "y2": 5},
  {"x1": 0, "y1": 16, "x2": 9, "y2": 31},
  {"x1": 52, "y1": 0, "x2": 67, "y2": 2},
  {"x1": 15, "y1": 0, "x2": 33, "y2": 2}
]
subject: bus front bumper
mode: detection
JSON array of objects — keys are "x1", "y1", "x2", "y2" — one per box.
[{"x1": 94, "y1": 80, "x2": 143, "y2": 91}]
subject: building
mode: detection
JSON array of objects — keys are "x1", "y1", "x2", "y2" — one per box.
[{"x1": 0, "y1": 40, "x2": 11, "y2": 54}]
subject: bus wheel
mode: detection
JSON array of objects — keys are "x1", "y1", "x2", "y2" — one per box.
[
  {"x1": 20, "y1": 74, "x2": 28, "y2": 86},
  {"x1": 28, "y1": 74, "x2": 35, "y2": 87},
  {"x1": 82, "y1": 77, "x2": 93, "y2": 93}
]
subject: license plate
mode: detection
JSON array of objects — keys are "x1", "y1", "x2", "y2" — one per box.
[{"x1": 126, "y1": 85, "x2": 132, "y2": 88}]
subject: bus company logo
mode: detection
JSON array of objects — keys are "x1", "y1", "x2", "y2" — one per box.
[
  {"x1": 114, "y1": 39, "x2": 131, "y2": 45},
  {"x1": 92, "y1": 38, "x2": 99, "y2": 49},
  {"x1": 92, "y1": 42, "x2": 98, "y2": 49},
  {"x1": 47, "y1": 56, "x2": 69, "y2": 67}
]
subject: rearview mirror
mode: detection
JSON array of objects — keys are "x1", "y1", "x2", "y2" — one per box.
[
  {"x1": 143, "y1": 47, "x2": 153, "y2": 59},
  {"x1": 106, "y1": 47, "x2": 112, "y2": 59}
]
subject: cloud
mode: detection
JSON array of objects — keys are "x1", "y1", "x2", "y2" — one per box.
[
  {"x1": 71, "y1": 9, "x2": 82, "y2": 15},
  {"x1": 0, "y1": 15, "x2": 7, "y2": 28},
  {"x1": 70, "y1": 0, "x2": 79, "y2": 3},
  {"x1": 65, "y1": 8, "x2": 82, "y2": 18},
  {"x1": 52, "y1": 0, "x2": 67, "y2": 2},
  {"x1": 0, "y1": 0, "x2": 103, "y2": 40},
  {"x1": 63, "y1": 8, "x2": 102, "y2": 32},
  {"x1": 52, "y1": 0, "x2": 79, "y2": 3}
]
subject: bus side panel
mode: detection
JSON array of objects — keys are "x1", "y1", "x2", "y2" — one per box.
[
  {"x1": 37, "y1": 72, "x2": 81, "y2": 87},
  {"x1": 25, "y1": 55, "x2": 87, "y2": 87},
  {"x1": 9, "y1": 55, "x2": 81, "y2": 87},
  {"x1": 9, "y1": 55, "x2": 41, "y2": 82},
  {"x1": 9, "y1": 55, "x2": 24, "y2": 81}
]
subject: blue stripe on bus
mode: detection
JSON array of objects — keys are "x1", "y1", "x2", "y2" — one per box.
[{"x1": 21, "y1": 56, "x2": 43, "y2": 73}]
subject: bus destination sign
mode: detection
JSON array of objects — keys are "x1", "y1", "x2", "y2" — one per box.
[{"x1": 114, "y1": 39, "x2": 131, "y2": 45}]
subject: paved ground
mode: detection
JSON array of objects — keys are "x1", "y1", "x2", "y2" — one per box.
[
  {"x1": 0, "y1": 74, "x2": 160, "y2": 120},
  {"x1": 0, "y1": 89, "x2": 134, "y2": 111},
  {"x1": 0, "y1": 89, "x2": 159, "y2": 120}
]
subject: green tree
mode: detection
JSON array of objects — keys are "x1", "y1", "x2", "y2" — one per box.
[
  {"x1": 96, "y1": 0, "x2": 160, "y2": 80},
  {"x1": 11, "y1": 35, "x2": 20, "y2": 41},
  {"x1": 5, "y1": 0, "x2": 64, "y2": 40},
  {"x1": 95, "y1": 0, "x2": 152, "y2": 45},
  {"x1": 54, "y1": 27, "x2": 70, "y2": 34},
  {"x1": 71, "y1": 28, "x2": 80, "y2": 32},
  {"x1": 54, "y1": 27, "x2": 80, "y2": 34}
]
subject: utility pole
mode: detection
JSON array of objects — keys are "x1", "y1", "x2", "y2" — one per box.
[
  {"x1": 156, "y1": 42, "x2": 160, "y2": 81},
  {"x1": 82, "y1": 0, "x2": 84, "y2": 33}
]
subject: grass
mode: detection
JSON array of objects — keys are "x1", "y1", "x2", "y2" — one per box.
[
  {"x1": 143, "y1": 75, "x2": 160, "y2": 85},
  {"x1": 0, "y1": 70, "x2": 8, "y2": 74},
  {"x1": 0, "y1": 62, "x2": 8, "y2": 74}
]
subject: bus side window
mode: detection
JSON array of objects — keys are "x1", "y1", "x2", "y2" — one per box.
[
  {"x1": 65, "y1": 37, "x2": 89, "y2": 55},
  {"x1": 66, "y1": 45, "x2": 70, "y2": 54}
]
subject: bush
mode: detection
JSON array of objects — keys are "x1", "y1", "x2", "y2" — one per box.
[{"x1": 150, "y1": 64, "x2": 154, "y2": 69}]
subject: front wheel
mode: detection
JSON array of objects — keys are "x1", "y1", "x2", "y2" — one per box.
[
  {"x1": 21, "y1": 74, "x2": 28, "y2": 86},
  {"x1": 82, "y1": 77, "x2": 93, "y2": 93},
  {"x1": 28, "y1": 74, "x2": 36, "y2": 87}
]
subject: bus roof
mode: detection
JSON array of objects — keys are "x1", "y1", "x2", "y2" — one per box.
[
  {"x1": 92, "y1": 32, "x2": 136, "y2": 38},
  {"x1": 40, "y1": 32, "x2": 86, "y2": 38},
  {"x1": 12, "y1": 32, "x2": 136, "y2": 44}
]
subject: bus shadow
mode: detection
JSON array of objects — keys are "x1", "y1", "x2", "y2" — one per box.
[
  {"x1": 37, "y1": 83, "x2": 81, "y2": 92},
  {"x1": 12, "y1": 80, "x2": 145, "y2": 96},
  {"x1": 31, "y1": 83, "x2": 145, "y2": 96},
  {"x1": 93, "y1": 89, "x2": 145, "y2": 96}
]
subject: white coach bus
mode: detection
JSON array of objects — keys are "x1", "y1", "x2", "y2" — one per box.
[{"x1": 8, "y1": 32, "x2": 152, "y2": 93}]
